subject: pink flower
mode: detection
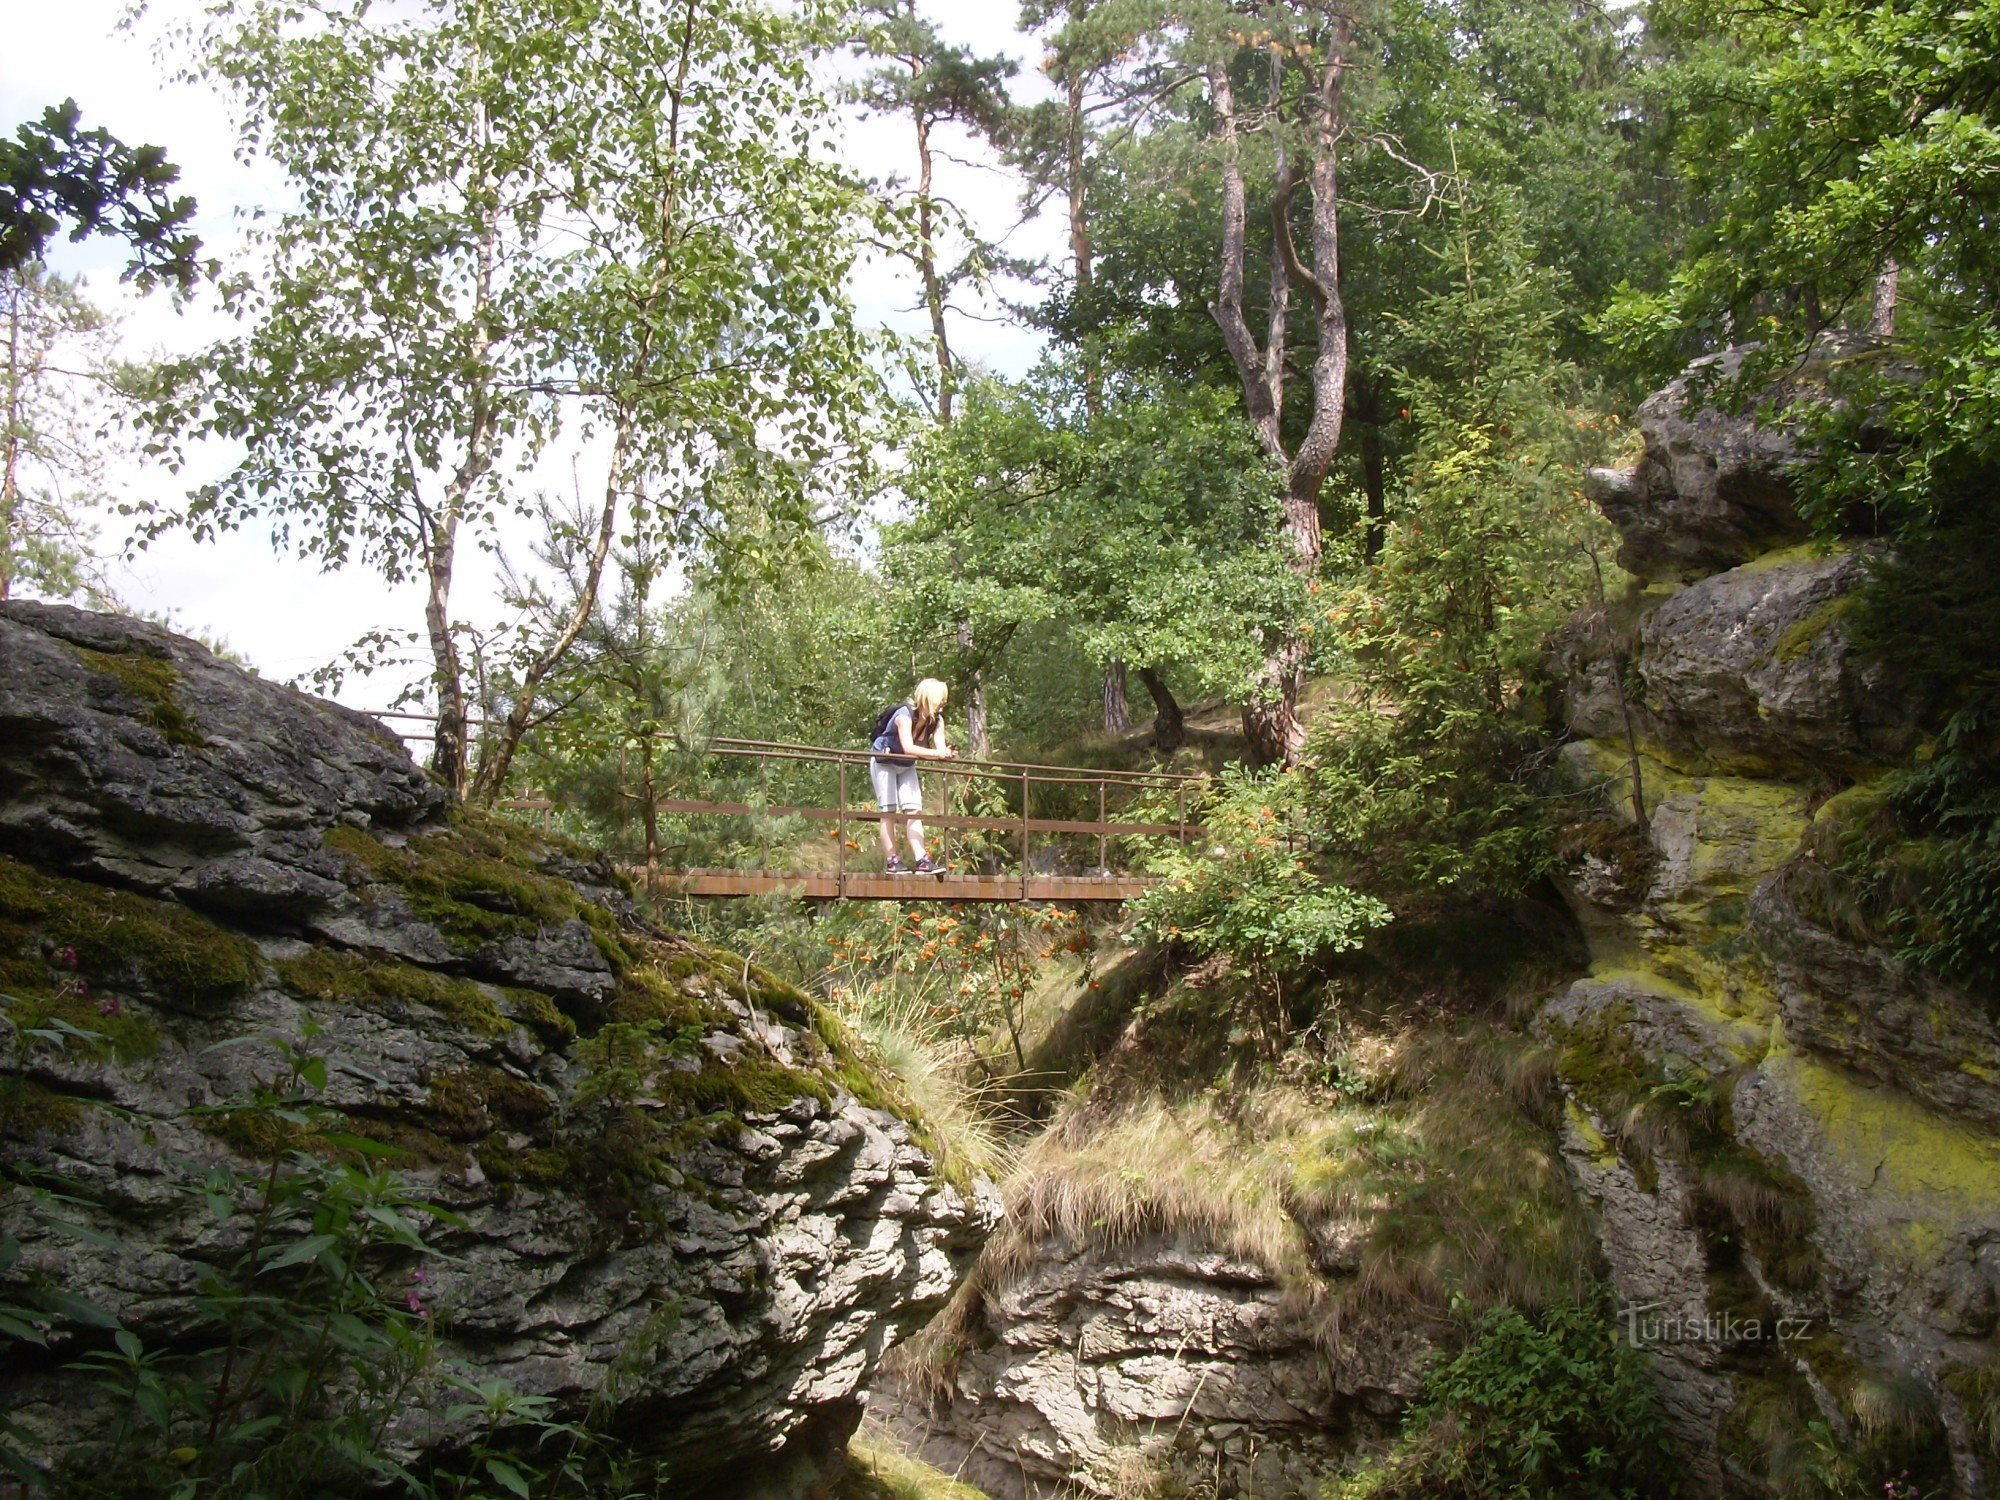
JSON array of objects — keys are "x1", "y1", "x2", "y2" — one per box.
[
  {"x1": 406, "y1": 1290, "x2": 425, "y2": 1313},
  {"x1": 98, "y1": 997, "x2": 123, "y2": 1017},
  {"x1": 56, "y1": 947, "x2": 78, "y2": 969}
]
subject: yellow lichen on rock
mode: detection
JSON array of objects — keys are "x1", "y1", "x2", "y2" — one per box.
[{"x1": 1762, "y1": 1030, "x2": 2000, "y2": 1224}]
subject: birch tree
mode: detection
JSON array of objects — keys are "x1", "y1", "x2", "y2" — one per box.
[
  {"x1": 1, "y1": 268, "x2": 117, "y2": 602},
  {"x1": 149, "y1": 0, "x2": 883, "y2": 800}
]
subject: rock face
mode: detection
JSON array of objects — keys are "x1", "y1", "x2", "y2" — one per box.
[
  {"x1": 1584, "y1": 341, "x2": 1846, "y2": 584},
  {"x1": 1635, "y1": 547, "x2": 1922, "y2": 775},
  {"x1": 0, "y1": 603, "x2": 996, "y2": 1497},
  {"x1": 1550, "y1": 349, "x2": 2000, "y2": 1495},
  {"x1": 881, "y1": 1243, "x2": 1371, "y2": 1500}
]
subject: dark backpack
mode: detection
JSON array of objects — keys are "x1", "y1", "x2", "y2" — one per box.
[{"x1": 869, "y1": 702, "x2": 907, "y2": 750}]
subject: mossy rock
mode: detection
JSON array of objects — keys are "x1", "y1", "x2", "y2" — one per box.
[
  {"x1": 195, "y1": 1105, "x2": 317, "y2": 1162},
  {"x1": 324, "y1": 823, "x2": 585, "y2": 948},
  {"x1": 0, "y1": 1078, "x2": 88, "y2": 1141},
  {"x1": 75, "y1": 645, "x2": 206, "y2": 748},
  {"x1": 0, "y1": 987, "x2": 160, "y2": 1062},
  {"x1": 276, "y1": 947, "x2": 515, "y2": 1037},
  {"x1": 1773, "y1": 592, "x2": 1856, "y2": 662},
  {"x1": 424, "y1": 1065, "x2": 554, "y2": 1142},
  {"x1": 0, "y1": 855, "x2": 258, "y2": 1009}
]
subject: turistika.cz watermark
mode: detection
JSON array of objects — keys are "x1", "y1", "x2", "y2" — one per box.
[{"x1": 1621, "y1": 1303, "x2": 1815, "y2": 1347}]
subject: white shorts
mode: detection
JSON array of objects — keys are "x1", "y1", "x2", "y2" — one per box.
[{"x1": 869, "y1": 758, "x2": 922, "y2": 813}]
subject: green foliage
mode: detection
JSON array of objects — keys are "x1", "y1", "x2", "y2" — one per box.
[
  {"x1": 1130, "y1": 767, "x2": 1389, "y2": 1050},
  {"x1": 0, "y1": 99, "x2": 200, "y2": 291},
  {"x1": 1328, "y1": 1299, "x2": 1680, "y2": 1500},
  {"x1": 1312, "y1": 193, "x2": 1619, "y2": 902},
  {"x1": 147, "y1": 0, "x2": 888, "y2": 794},
  {"x1": 2, "y1": 266, "x2": 126, "y2": 605},
  {"x1": 887, "y1": 366, "x2": 1298, "y2": 720}
]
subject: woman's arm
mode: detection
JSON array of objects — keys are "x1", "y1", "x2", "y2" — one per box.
[{"x1": 894, "y1": 715, "x2": 955, "y2": 760}]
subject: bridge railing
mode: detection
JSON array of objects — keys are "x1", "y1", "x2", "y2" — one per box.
[
  {"x1": 362, "y1": 711, "x2": 1202, "y2": 899},
  {"x1": 641, "y1": 736, "x2": 1199, "y2": 898}
]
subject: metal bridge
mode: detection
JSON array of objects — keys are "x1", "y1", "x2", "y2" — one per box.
[{"x1": 374, "y1": 715, "x2": 1198, "y2": 903}]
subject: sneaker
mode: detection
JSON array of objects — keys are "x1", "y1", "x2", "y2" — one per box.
[
  {"x1": 912, "y1": 856, "x2": 944, "y2": 875},
  {"x1": 883, "y1": 856, "x2": 908, "y2": 874}
]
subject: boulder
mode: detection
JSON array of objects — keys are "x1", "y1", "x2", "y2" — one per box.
[
  {"x1": 0, "y1": 604, "x2": 997, "y2": 1497},
  {"x1": 1589, "y1": 337, "x2": 1894, "y2": 584},
  {"x1": 1634, "y1": 547, "x2": 1923, "y2": 777},
  {"x1": 0, "y1": 601, "x2": 445, "y2": 898},
  {"x1": 878, "y1": 1240, "x2": 1380, "y2": 1500}
]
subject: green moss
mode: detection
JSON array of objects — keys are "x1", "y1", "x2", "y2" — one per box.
[
  {"x1": 1774, "y1": 593, "x2": 1856, "y2": 662},
  {"x1": 328, "y1": 1111, "x2": 467, "y2": 1170},
  {"x1": 658, "y1": 1056, "x2": 832, "y2": 1115},
  {"x1": 322, "y1": 818, "x2": 613, "y2": 957},
  {"x1": 197, "y1": 1107, "x2": 315, "y2": 1161},
  {"x1": 0, "y1": 856, "x2": 258, "y2": 1008},
  {"x1": 1736, "y1": 539, "x2": 1846, "y2": 576},
  {"x1": 501, "y1": 986, "x2": 575, "y2": 1045},
  {"x1": 606, "y1": 961, "x2": 723, "y2": 1031},
  {"x1": 0, "y1": 1079, "x2": 86, "y2": 1140},
  {"x1": 1765, "y1": 1035, "x2": 2000, "y2": 1222},
  {"x1": 76, "y1": 646, "x2": 206, "y2": 748},
  {"x1": 476, "y1": 1135, "x2": 577, "y2": 1188},
  {"x1": 275, "y1": 947, "x2": 514, "y2": 1037},
  {"x1": 424, "y1": 1065, "x2": 553, "y2": 1142},
  {"x1": 1, "y1": 988, "x2": 159, "y2": 1061}
]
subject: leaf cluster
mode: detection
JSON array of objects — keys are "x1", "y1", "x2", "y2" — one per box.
[
  {"x1": 1330, "y1": 1297, "x2": 1680, "y2": 1499},
  {"x1": 0, "y1": 100, "x2": 201, "y2": 293}
]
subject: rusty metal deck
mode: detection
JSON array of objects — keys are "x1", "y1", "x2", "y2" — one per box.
[{"x1": 650, "y1": 868, "x2": 1159, "y2": 901}]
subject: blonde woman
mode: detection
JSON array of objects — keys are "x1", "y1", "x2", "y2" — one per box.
[{"x1": 868, "y1": 678, "x2": 956, "y2": 873}]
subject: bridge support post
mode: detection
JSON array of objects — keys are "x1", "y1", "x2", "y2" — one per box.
[
  {"x1": 1097, "y1": 783, "x2": 1108, "y2": 874},
  {"x1": 837, "y1": 759, "x2": 848, "y2": 899},
  {"x1": 1020, "y1": 769, "x2": 1031, "y2": 901}
]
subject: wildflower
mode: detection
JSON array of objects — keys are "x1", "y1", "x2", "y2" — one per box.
[
  {"x1": 56, "y1": 946, "x2": 78, "y2": 969},
  {"x1": 406, "y1": 1290, "x2": 426, "y2": 1314},
  {"x1": 98, "y1": 996, "x2": 123, "y2": 1017}
]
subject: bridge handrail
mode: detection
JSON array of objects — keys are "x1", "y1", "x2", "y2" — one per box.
[
  {"x1": 368, "y1": 710, "x2": 1202, "y2": 896},
  {"x1": 691, "y1": 734, "x2": 1199, "y2": 788},
  {"x1": 360, "y1": 712, "x2": 1202, "y2": 788}
]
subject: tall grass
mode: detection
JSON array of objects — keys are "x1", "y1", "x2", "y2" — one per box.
[{"x1": 845, "y1": 996, "x2": 1012, "y2": 1186}]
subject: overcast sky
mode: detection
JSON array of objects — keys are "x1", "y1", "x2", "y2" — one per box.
[{"x1": 1, "y1": 0, "x2": 1060, "y2": 712}]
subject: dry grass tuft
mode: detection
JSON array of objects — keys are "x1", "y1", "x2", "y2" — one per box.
[
  {"x1": 991, "y1": 1091, "x2": 1321, "y2": 1289},
  {"x1": 849, "y1": 996, "x2": 1014, "y2": 1187},
  {"x1": 1845, "y1": 1367, "x2": 1937, "y2": 1441},
  {"x1": 1293, "y1": 1023, "x2": 1598, "y2": 1346},
  {"x1": 841, "y1": 1421, "x2": 994, "y2": 1500}
]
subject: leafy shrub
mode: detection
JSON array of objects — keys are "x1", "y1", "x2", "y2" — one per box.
[
  {"x1": 1327, "y1": 1299, "x2": 1680, "y2": 1499},
  {"x1": 1128, "y1": 767, "x2": 1390, "y2": 1050}
]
